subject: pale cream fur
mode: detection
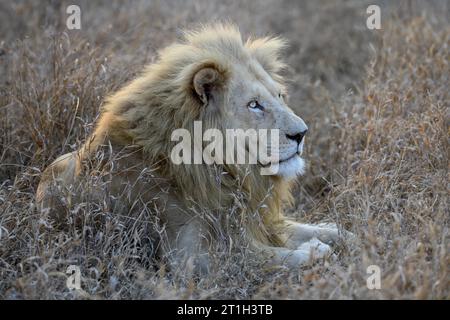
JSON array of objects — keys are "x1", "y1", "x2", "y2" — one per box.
[{"x1": 37, "y1": 24, "x2": 346, "y2": 272}]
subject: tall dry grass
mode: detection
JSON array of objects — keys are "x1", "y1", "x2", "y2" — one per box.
[{"x1": 0, "y1": 0, "x2": 448, "y2": 299}]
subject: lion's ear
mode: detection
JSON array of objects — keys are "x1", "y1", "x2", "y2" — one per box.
[{"x1": 192, "y1": 66, "x2": 227, "y2": 105}]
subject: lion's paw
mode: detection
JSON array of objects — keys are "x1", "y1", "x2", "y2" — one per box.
[
  {"x1": 314, "y1": 223, "x2": 340, "y2": 245},
  {"x1": 280, "y1": 238, "x2": 333, "y2": 267},
  {"x1": 297, "y1": 237, "x2": 332, "y2": 256},
  {"x1": 296, "y1": 237, "x2": 334, "y2": 262},
  {"x1": 314, "y1": 223, "x2": 358, "y2": 247}
]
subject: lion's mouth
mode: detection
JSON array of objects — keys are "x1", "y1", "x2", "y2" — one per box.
[{"x1": 258, "y1": 152, "x2": 301, "y2": 168}]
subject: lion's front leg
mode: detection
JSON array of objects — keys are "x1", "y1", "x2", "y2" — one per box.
[
  {"x1": 283, "y1": 221, "x2": 343, "y2": 249},
  {"x1": 163, "y1": 217, "x2": 211, "y2": 276}
]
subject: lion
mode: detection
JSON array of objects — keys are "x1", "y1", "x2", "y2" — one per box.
[{"x1": 37, "y1": 24, "x2": 348, "y2": 273}]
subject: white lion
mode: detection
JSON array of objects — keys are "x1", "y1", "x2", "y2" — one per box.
[{"x1": 37, "y1": 24, "x2": 351, "y2": 273}]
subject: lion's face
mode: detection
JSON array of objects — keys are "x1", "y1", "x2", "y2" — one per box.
[
  {"x1": 223, "y1": 62, "x2": 308, "y2": 179},
  {"x1": 188, "y1": 29, "x2": 308, "y2": 180},
  {"x1": 193, "y1": 62, "x2": 307, "y2": 179}
]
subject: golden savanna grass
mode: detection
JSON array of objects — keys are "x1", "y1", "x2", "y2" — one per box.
[{"x1": 0, "y1": 0, "x2": 448, "y2": 299}]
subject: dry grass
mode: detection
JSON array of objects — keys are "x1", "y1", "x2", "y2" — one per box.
[{"x1": 0, "y1": 0, "x2": 448, "y2": 299}]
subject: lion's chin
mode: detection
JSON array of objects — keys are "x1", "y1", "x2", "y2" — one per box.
[
  {"x1": 262, "y1": 154, "x2": 305, "y2": 179},
  {"x1": 277, "y1": 155, "x2": 306, "y2": 179}
]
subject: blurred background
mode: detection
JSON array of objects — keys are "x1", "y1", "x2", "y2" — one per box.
[{"x1": 0, "y1": 0, "x2": 448, "y2": 299}]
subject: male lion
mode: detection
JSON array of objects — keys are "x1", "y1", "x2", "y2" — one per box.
[{"x1": 37, "y1": 24, "x2": 348, "y2": 273}]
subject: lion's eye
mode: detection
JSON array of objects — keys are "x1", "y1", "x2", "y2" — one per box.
[{"x1": 248, "y1": 100, "x2": 264, "y2": 111}]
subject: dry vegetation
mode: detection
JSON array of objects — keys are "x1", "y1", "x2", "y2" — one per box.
[{"x1": 0, "y1": 0, "x2": 448, "y2": 299}]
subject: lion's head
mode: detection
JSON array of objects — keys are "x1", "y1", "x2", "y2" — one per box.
[
  {"x1": 202, "y1": 64, "x2": 307, "y2": 178},
  {"x1": 96, "y1": 25, "x2": 306, "y2": 242},
  {"x1": 185, "y1": 25, "x2": 308, "y2": 179}
]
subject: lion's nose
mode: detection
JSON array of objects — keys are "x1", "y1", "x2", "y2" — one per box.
[{"x1": 286, "y1": 129, "x2": 308, "y2": 144}]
